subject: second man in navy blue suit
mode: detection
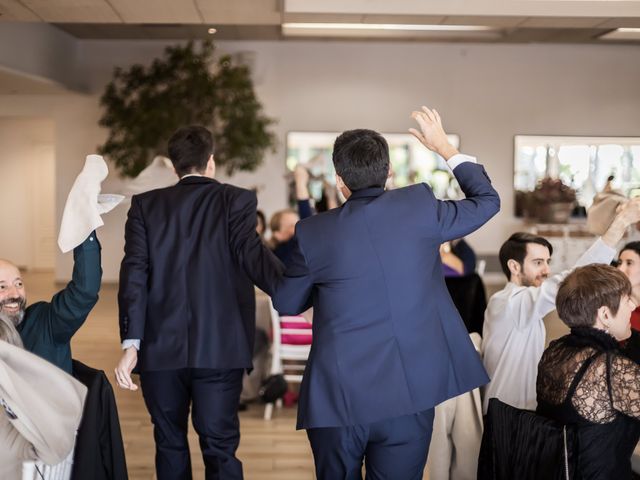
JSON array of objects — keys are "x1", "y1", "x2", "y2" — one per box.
[{"x1": 273, "y1": 107, "x2": 500, "y2": 479}]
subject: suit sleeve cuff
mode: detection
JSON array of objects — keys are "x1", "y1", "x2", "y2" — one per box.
[
  {"x1": 122, "y1": 339, "x2": 140, "y2": 350},
  {"x1": 447, "y1": 154, "x2": 477, "y2": 171}
]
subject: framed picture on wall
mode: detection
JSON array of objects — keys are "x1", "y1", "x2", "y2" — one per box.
[{"x1": 286, "y1": 131, "x2": 461, "y2": 207}]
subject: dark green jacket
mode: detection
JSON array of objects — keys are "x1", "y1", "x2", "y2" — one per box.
[{"x1": 18, "y1": 233, "x2": 102, "y2": 374}]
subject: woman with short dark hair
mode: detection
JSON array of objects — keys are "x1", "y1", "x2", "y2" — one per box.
[
  {"x1": 617, "y1": 241, "x2": 640, "y2": 331},
  {"x1": 537, "y1": 264, "x2": 640, "y2": 479}
]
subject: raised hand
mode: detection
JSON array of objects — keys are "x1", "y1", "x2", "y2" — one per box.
[
  {"x1": 602, "y1": 197, "x2": 640, "y2": 247},
  {"x1": 409, "y1": 106, "x2": 459, "y2": 160},
  {"x1": 618, "y1": 197, "x2": 640, "y2": 226},
  {"x1": 294, "y1": 164, "x2": 311, "y2": 201}
]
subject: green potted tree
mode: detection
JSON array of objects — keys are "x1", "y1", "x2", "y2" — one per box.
[{"x1": 98, "y1": 41, "x2": 276, "y2": 177}]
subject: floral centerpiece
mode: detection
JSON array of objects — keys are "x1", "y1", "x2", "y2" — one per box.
[{"x1": 525, "y1": 178, "x2": 577, "y2": 223}]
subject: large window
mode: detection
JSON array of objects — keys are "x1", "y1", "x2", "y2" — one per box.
[
  {"x1": 286, "y1": 131, "x2": 460, "y2": 205},
  {"x1": 514, "y1": 135, "x2": 640, "y2": 216}
]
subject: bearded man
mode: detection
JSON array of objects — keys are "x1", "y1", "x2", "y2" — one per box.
[
  {"x1": 481, "y1": 199, "x2": 640, "y2": 413},
  {"x1": 0, "y1": 232, "x2": 101, "y2": 374}
]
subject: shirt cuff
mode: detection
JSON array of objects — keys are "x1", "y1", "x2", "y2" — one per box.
[
  {"x1": 122, "y1": 339, "x2": 140, "y2": 350},
  {"x1": 447, "y1": 154, "x2": 477, "y2": 171}
]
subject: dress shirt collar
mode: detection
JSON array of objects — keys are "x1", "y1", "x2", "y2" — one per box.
[{"x1": 177, "y1": 175, "x2": 217, "y2": 185}]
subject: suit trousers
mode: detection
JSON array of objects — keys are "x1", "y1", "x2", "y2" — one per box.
[
  {"x1": 307, "y1": 409, "x2": 435, "y2": 480},
  {"x1": 140, "y1": 368, "x2": 244, "y2": 480}
]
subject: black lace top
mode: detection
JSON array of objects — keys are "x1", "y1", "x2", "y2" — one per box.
[{"x1": 537, "y1": 327, "x2": 640, "y2": 479}]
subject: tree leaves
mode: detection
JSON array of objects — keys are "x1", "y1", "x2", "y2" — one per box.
[{"x1": 98, "y1": 41, "x2": 276, "y2": 177}]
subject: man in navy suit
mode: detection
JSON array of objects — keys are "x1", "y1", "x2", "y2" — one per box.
[
  {"x1": 115, "y1": 126, "x2": 282, "y2": 480},
  {"x1": 273, "y1": 107, "x2": 500, "y2": 479}
]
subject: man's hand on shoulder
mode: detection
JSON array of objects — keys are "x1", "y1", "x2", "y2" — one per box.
[
  {"x1": 409, "y1": 106, "x2": 459, "y2": 161},
  {"x1": 115, "y1": 347, "x2": 138, "y2": 391}
]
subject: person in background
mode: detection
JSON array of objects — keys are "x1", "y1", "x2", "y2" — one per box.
[
  {"x1": 0, "y1": 153, "x2": 114, "y2": 375},
  {"x1": 482, "y1": 199, "x2": 640, "y2": 414},
  {"x1": 451, "y1": 238, "x2": 477, "y2": 275},
  {"x1": 536, "y1": 264, "x2": 640, "y2": 479},
  {"x1": 617, "y1": 241, "x2": 640, "y2": 331},
  {"x1": 269, "y1": 165, "x2": 314, "y2": 263},
  {"x1": 440, "y1": 242, "x2": 464, "y2": 277},
  {"x1": 0, "y1": 234, "x2": 101, "y2": 374},
  {"x1": 616, "y1": 241, "x2": 640, "y2": 363}
]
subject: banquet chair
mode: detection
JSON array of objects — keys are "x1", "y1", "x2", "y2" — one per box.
[{"x1": 264, "y1": 300, "x2": 312, "y2": 420}]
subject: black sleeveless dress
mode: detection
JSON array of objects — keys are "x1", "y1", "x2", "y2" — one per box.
[{"x1": 537, "y1": 327, "x2": 640, "y2": 479}]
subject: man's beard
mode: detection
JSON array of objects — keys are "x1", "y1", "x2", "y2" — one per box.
[
  {"x1": 0, "y1": 296, "x2": 26, "y2": 326},
  {"x1": 520, "y1": 274, "x2": 548, "y2": 288}
]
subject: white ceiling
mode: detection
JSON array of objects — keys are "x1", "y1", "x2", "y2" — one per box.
[{"x1": 0, "y1": 0, "x2": 639, "y2": 43}]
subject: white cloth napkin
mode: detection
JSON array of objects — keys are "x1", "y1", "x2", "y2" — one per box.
[
  {"x1": 57, "y1": 155, "x2": 124, "y2": 253},
  {"x1": 120, "y1": 155, "x2": 177, "y2": 197}
]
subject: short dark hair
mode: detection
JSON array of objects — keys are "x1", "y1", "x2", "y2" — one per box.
[
  {"x1": 498, "y1": 232, "x2": 553, "y2": 280},
  {"x1": 332, "y1": 129, "x2": 390, "y2": 191},
  {"x1": 620, "y1": 241, "x2": 640, "y2": 259},
  {"x1": 167, "y1": 125, "x2": 214, "y2": 177},
  {"x1": 556, "y1": 264, "x2": 631, "y2": 328}
]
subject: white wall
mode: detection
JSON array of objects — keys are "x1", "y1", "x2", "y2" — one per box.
[
  {"x1": 1, "y1": 39, "x2": 639, "y2": 281},
  {"x1": 0, "y1": 117, "x2": 55, "y2": 269},
  {"x1": 0, "y1": 23, "x2": 81, "y2": 91}
]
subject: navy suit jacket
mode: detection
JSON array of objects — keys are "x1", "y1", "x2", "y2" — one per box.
[
  {"x1": 119, "y1": 176, "x2": 283, "y2": 372},
  {"x1": 273, "y1": 161, "x2": 500, "y2": 429}
]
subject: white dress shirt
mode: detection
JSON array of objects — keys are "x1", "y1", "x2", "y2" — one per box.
[{"x1": 481, "y1": 237, "x2": 615, "y2": 413}]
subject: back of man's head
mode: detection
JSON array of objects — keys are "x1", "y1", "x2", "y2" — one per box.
[
  {"x1": 498, "y1": 232, "x2": 553, "y2": 280},
  {"x1": 332, "y1": 129, "x2": 390, "y2": 191},
  {"x1": 168, "y1": 125, "x2": 214, "y2": 177}
]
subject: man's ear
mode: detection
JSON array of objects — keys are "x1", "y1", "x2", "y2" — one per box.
[
  {"x1": 206, "y1": 155, "x2": 216, "y2": 178},
  {"x1": 335, "y1": 174, "x2": 351, "y2": 199},
  {"x1": 507, "y1": 259, "x2": 521, "y2": 279}
]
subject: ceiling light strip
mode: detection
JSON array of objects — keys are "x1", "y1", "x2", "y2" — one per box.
[{"x1": 282, "y1": 23, "x2": 494, "y2": 32}]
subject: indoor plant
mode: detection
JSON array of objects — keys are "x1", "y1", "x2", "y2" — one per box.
[{"x1": 98, "y1": 41, "x2": 276, "y2": 177}]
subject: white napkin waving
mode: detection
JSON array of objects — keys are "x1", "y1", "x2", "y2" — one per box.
[
  {"x1": 58, "y1": 155, "x2": 124, "y2": 253},
  {"x1": 120, "y1": 156, "x2": 177, "y2": 197}
]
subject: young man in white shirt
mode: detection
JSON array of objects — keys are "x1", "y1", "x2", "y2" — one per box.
[{"x1": 482, "y1": 198, "x2": 640, "y2": 413}]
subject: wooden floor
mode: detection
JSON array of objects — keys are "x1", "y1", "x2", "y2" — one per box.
[{"x1": 26, "y1": 271, "x2": 317, "y2": 480}]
